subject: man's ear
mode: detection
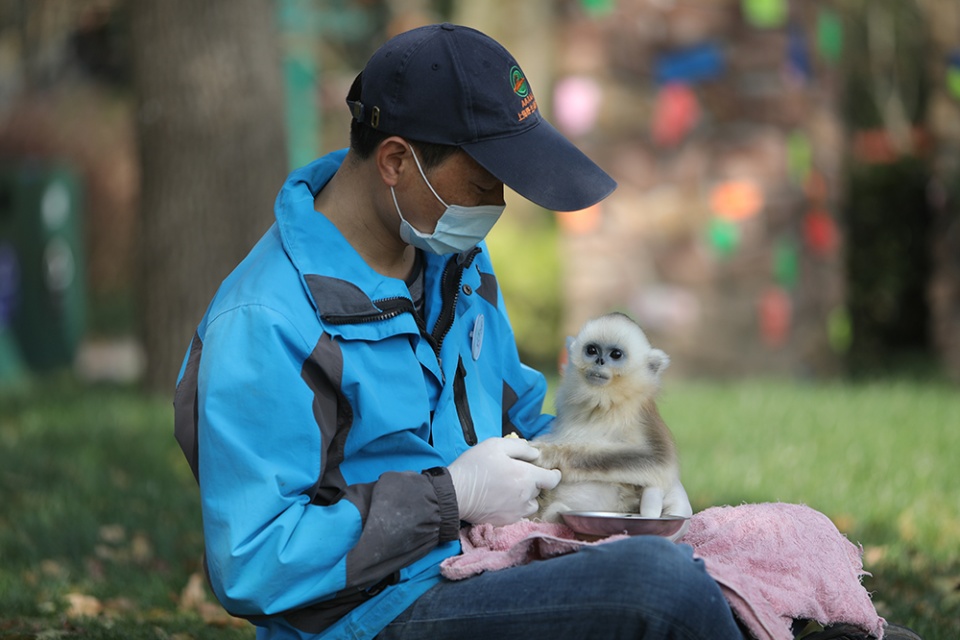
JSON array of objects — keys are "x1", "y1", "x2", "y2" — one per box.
[{"x1": 376, "y1": 136, "x2": 409, "y2": 187}]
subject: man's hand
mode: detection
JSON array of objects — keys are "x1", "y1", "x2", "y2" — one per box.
[{"x1": 448, "y1": 437, "x2": 562, "y2": 526}]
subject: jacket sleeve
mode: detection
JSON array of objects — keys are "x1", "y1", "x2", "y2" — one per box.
[{"x1": 192, "y1": 304, "x2": 459, "y2": 616}]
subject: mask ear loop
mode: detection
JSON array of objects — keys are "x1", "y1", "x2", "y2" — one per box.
[{"x1": 407, "y1": 145, "x2": 450, "y2": 208}]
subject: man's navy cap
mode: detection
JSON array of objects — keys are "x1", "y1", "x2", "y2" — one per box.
[{"x1": 347, "y1": 23, "x2": 617, "y2": 212}]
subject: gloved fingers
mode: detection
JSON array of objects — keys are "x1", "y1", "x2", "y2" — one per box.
[
  {"x1": 522, "y1": 498, "x2": 540, "y2": 519},
  {"x1": 533, "y1": 467, "x2": 562, "y2": 491},
  {"x1": 497, "y1": 436, "x2": 541, "y2": 462}
]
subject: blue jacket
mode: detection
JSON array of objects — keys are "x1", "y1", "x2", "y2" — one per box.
[{"x1": 174, "y1": 149, "x2": 554, "y2": 639}]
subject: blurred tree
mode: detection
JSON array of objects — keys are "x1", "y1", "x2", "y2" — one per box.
[
  {"x1": 840, "y1": 0, "x2": 935, "y2": 376},
  {"x1": 129, "y1": 1, "x2": 288, "y2": 392},
  {"x1": 916, "y1": 0, "x2": 960, "y2": 382}
]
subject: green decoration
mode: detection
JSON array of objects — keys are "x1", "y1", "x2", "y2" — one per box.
[
  {"x1": 708, "y1": 218, "x2": 740, "y2": 256},
  {"x1": 580, "y1": 0, "x2": 616, "y2": 17},
  {"x1": 827, "y1": 306, "x2": 852, "y2": 354},
  {"x1": 773, "y1": 240, "x2": 799, "y2": 289},
  {"x1": 948, "y1": 66, "x2": 960, "y2": 102},
  {"x1": 787, "y1": 130, "x2": 812, "y2": 185},
  {"x1": 742, "y1": 0, "x2": 788, "y2": 29},
  {"x1": 816, "y1": 9, "x2": 843, "y2": 63},
  {"x1": 278, "y1": 0, "x2": 321, "y2": 169}
]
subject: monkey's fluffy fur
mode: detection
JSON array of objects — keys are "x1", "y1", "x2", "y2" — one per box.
[{"x1": 532, "y1": 313, "x2": 679, "y2": 523}]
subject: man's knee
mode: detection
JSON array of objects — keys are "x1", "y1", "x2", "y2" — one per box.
[
  {"x1": 580, "y1": 535, "x2": 700, "y2": 581},
  {"x1": 577, "y1": 537, "x2": 733, "y2": 626}
]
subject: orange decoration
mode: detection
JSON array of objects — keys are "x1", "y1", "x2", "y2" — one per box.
[
  {"x1": 709, "y1": 180, "x2": 763, "y2": 222},
  {"x1": 556, "y1": 203, "x2": 602, "y2": 235}
]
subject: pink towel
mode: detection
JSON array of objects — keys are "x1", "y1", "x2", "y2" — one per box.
[
  {"x1": 439, "y1": 503, "x2": 885, "y2": 640},
  {"x1": 440, "y1": 518, "x2": 628, "y2": 581},
  {"x1": 684, "y1": 503, "x2": 885, "y2": 640}
]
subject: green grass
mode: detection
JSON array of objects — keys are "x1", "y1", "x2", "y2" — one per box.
[
  {"x1": 658, "y1": 378, "x2": 960, "y2": 639},
  {"x1": 0, "y1": 375, "x2": 254, "y2": 639},
  {"x1": 1, "y1": 375, "x2": 957, "y2": 638}
]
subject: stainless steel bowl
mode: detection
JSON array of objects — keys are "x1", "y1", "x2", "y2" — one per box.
[{"x1": 560, "y1": 511, "x2": 689, "y2": 539}]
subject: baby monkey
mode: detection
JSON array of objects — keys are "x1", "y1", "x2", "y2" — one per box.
[{"x1": 532, "y1": 312, "x2": 679, "y2": 523}]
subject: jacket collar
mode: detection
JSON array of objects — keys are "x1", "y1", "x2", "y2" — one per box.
[{"x1": 275, "y1": 149, "x2": 451, "y2": 327}]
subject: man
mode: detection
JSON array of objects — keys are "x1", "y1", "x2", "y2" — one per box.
[{"x1": 173, "y1": 23, "x2": 753, "y2": 639}]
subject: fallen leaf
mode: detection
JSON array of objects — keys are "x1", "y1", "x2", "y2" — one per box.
[
  {"x1": 40, "y1": 560, "x2": 66, "y2": 578},
  {"x1": 94, "y1": 544, "x2": 119, "y2": 561},
  {"x1": 830, "y1": 513, "x2": 855, "y2": 533},
  {"x1": 863, "y1": 545, "x2": 888, "y2": 567},
  {"x1": 179, "y1": 572, "x2": 249, "y2": 628},
  {"x1": 65, "y1": 592, "x2": 103, "y2": 619},
  {"x1": 102, "y1": 596, "x2": 137, "y2": 618},
  {"x1": 98, "y1": 524, "x2": 126, "y2": 544},
  {"x1": 131, "y1": 532, "x2": 154, "y2": 563},
  {"x1": 179, "y1": 572, "x2": 208, "y2": 611}
]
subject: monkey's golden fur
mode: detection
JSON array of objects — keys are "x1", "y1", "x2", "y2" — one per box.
[{"x1": 532, "y1": 313, "x2": 679, "y2": 523}]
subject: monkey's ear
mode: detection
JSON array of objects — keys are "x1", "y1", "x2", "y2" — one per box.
[
  {"x1": 565, "y1": 336, "x2": 576, "y2": 355},
  {"x1": 647, "y1": 349, "x2": 670, "y2": 376}
]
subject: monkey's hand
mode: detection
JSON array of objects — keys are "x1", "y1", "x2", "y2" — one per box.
[
  {"x1": 661, "y1": 477, "x2": 692, "y2": 518},
  {"x1": 655, "y1": 478, "x2": 692, "y2": 542},
  {"x1": 639, "y1": 486, "x2": 665, "y2": 517}
]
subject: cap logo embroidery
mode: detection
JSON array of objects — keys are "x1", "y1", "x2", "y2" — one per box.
[
  {"x1": 510, "y1": 66, "x2": 529, "y2": 97},
  {"x1": 510, "y1": 65, "x2": 538, "y2": 123}
]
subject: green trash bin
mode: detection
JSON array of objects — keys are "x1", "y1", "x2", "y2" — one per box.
[{"x1": 0, "y1": 164, "x2": 86, "y2": 372}]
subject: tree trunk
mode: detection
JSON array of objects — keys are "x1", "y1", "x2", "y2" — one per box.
[
  {"x1": 917, "y1": 0, "x2": 960, "y2": 382},
  {"x1": 129, "y1": 0, "x2": 288, "y2": 393}
]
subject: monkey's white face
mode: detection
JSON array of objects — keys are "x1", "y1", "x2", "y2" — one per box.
[
  {"x1": 567, "y1": 314, "x2": 669, "y2": 390},
  {"x1": 579, "y1": 342, "x2": 626, "y2": 386}
]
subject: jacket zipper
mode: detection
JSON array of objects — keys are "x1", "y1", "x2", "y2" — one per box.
[
  {"x1": 321, "y1": 248, "x2": 480, "y2": 365},
  {"x1": 431, "y1": 248, "x2": 480, "y2": 351},
  {"x1": 453, "y1": 356, "x2": 478, "y2": 445},
  {"x1": 321, "y1": 296, "x2": 414, "y2": 326}
]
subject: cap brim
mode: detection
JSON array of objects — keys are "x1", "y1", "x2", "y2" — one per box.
[{"x1": 461, "y1": 118, "x2": 617, "y2": 212}]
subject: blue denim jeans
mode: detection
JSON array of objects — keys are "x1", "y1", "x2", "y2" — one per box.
[{"x1": 376, "y1": 535, "x2": 745, "y2": 639}]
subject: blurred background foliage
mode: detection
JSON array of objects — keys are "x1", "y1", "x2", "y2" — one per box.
[
  {"x1": 0, "y1": 0, "x2": 957, "y2": 384},
  {"x1": 486, "y1": 207, "x2": 564, "y2": 370},
  {"x1": 1, "y1": 1, "x2": 959, "y2": 638}
]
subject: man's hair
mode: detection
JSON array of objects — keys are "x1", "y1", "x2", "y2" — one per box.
[{"x1": 349, "y1": 119, "x2": 459, "y2": 170}]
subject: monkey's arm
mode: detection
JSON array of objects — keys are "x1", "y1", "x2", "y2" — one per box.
[{"x1": 533, "y1": 442, "x2": 675, "y2": 487}]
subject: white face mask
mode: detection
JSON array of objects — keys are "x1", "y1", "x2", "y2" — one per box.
[{"x1": 391, "y1": 146, "x2": 505, "y2": 255}]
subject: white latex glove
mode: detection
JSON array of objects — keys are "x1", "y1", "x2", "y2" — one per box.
[{"x1": 448, "y1": 437, "x2": 562, "y2": 526}]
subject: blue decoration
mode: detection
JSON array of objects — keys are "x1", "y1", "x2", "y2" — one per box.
[
  {"x1": 0, "y1": 243, "x2": 19, "y2": 327},
  {"x1": 787, "y1": 25, "x2": 813, "y2": 83},
  {"x1": 654, "y1": 43, "x2": 724, "y2": 86}
]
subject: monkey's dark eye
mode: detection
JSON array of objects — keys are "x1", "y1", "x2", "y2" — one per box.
[
  {"x1": 609, "y1": 349, "x2": 624, "y2": 360},
  {"x1": 585, "y1": 344, "x2": 599, "y2": 357}
]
